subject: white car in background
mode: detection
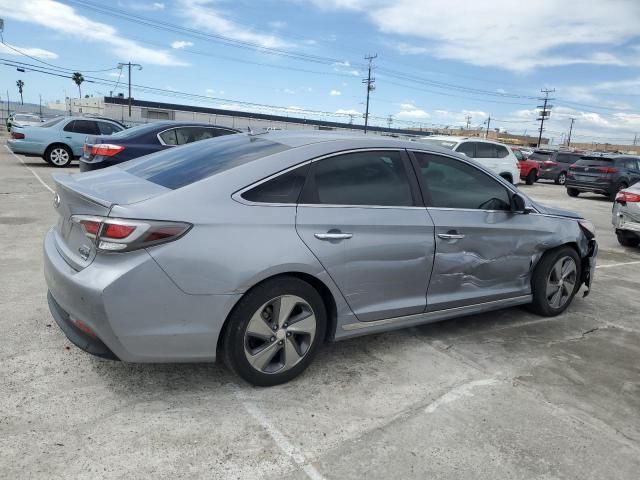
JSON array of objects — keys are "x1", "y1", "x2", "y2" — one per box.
[
  {"x1": 418, "y1": 136, "x2": 521, "y2": 185},
  {"x1": 8, "y1": 113, "x2": 43, "y2": 130}
]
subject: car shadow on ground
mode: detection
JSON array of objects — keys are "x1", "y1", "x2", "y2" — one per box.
[{"x1": 86, "y1": 305, "x2": 542, "y2": 393}]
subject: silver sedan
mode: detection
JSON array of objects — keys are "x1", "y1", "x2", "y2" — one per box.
[
  {"x1": 44, "y1": 131, "x2": 598, "y2": 386},
  {"x1": 612, "y1": 182, "x2": 640, "y2": 247}
]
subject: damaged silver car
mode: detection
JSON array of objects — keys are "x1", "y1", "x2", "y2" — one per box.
[
  {"x1": 613, "y1": 182, "x2": 640, "y2": 247},
  {"x1": 44, "y1": 132, "x2": 598, "y2": 386}
]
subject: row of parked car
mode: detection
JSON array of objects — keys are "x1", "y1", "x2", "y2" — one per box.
[{"x1": 6, "y1": 115, "x2": 640, "y2": 249}]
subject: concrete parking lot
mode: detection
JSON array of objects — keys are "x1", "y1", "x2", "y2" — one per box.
[{"x1": 1, "y1": 141, "x2": 639, "y2": 480}]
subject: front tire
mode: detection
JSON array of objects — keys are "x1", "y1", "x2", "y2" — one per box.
[
  {"x1": 529, "y1": 247, "x2": 581, "y2": 317},
  {"x1": 45, "y1": 145, "x2": 73, "y2": 168},
  {"x1": 567, "y1": 188, "x2": 579, "y2": 197},
  {"x1": 525, "y1": 170, "x2": 537, "y2": 185},
  {"x1": 222, "y1": 276, "x2": 327, "y2": 386}
]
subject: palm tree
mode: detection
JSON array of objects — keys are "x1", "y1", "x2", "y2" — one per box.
[
  {"x1": 16, "y1": 80, "x2": 24, "y2": 105},
  {"x1": 72, "y1": 72, "x2": 84, "y2": 98}
]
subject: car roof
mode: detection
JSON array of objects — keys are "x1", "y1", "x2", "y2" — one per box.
[
  {"x1": 420, "y1": 135, "x2": 508, "y2": 146},
  {"x1": 255, "y1": 130, "x2": 421, "y2": 149}
]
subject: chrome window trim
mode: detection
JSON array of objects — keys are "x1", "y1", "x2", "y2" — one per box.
[{"x1": 233, "y1": 147, "x2": 413, "y2": 208}]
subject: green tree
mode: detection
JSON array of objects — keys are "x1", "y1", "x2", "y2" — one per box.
[
  {"x1": 16, "y1": 80, "x2": 24, "y2": 105},
  {"x1": 72, "y1": 72, "x2": 84, "y2": 98}
]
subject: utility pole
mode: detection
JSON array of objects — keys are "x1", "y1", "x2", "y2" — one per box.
[
  {"x1": 484, "y1": 116, "x2": 491, "y2": 138},
  {"x1": 39, "y1": 94, "x2": 42, "y2": 117},
  {"x1": 465, "y1": 115, "x2": 471, "y2": 130},
  {"x1": 117, "y1": 62, "x2": 142, "y2": 117},
  {"x1": 633, "y1": 133, "x2": 637, "y2": 146},
  {"x1": 567, "y1": 117, "x2": 575, "y2": 147},
  {"x1": 537, "y1": 88, "x2": 555, "y2": 147},
  {"x1": 362, "y1": 54, "x2": 377, "y2": 134},
  {"x1": 387, "y1": 114, "x2": 393, "y2": 129}
]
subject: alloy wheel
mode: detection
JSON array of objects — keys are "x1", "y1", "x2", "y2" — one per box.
[
  {"x1": 546, "y1": 256, "x2": 577, "y2": 309},
  {"x1": 244, "y1": 295, "x2": 316, "y2": 374},
  {"x1": 50, "y1": 148, "x2": 70, "y2": 166},
  {"x1": 558, "y1": 172, "x2": 566, "y2": 185}
]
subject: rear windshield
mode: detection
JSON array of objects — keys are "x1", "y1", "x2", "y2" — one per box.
[
  {"x1": 39, "y1": 117, "x2": 64, "y2": 128},
  {"x1": 529, "y1": 151, "x2": 552, "y2": 160},
  {"x1": 574, "y1": 157, "x2": 612, "y2": 167},
  {"x1": 418, "y1": 138, "x2": 457, "y2": 150},
  {"x1": 123, "y1": 134, "x2": 290, "y2": 189},
  {"x1": 111, "y1": 122, "x2": 164, "y2": 138}
]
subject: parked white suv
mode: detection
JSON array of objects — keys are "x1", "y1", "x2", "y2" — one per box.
[{"x1": 418, "y1": 136, "x2": 521, "y2": 185}]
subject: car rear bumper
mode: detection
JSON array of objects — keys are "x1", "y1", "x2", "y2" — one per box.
[
  {"x1": 565, "y1": 180, "x2": 613, "y2": 195},
  {"x1": 43, "y1": 228, "x2": 241, "y2": 362},
  {"x1": 612, "y1": 202, "x2": 640, "y2": 235},
  {"x1": 7, "y1": 139, "x2": 46, "y2": 156}
]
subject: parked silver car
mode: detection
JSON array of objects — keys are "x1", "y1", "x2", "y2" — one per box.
[
  {"x1": 612, "y1": 182, "x2": 640, "y2": 247},
  {"x1": 44, "y1": 132, "x2": 598, "y2": 386}
]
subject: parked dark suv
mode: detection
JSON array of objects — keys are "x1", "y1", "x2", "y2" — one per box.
[
  {"x1": 566, "y1": 155, "x2": 640, "y2": 200},
  {"x1": 538, "y1": 151, "x2": 583, "y2": 185}
]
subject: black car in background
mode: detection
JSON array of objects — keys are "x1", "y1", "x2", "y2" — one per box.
[
  {"x1": 80, "y1": 121, "x2": 240, "y2": 171},
  {"x1": 566, "y1": 155, "x2": 640, "y2": 200},
  {"x1": 538, "y1": 151, "x2": 583, "y2": 185}
]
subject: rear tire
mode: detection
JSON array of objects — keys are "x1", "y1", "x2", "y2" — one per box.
[
  {"x1": 616, "y1": 232, "x2": 640, "y2": 247},
  {"x1": 567, "y1": 188, "x2": 579, "y2": 197},
  {"x1": 555, "y1": 172, "x2": 567, "y2": 185},
  {"x1": 528, "y1": 247, "x2": 581, "y2": 317},
  {"x1": 45, "y1": 144, "x2": 73, "y2": 168},
  {"x1": 525, "y1": 170, "x2": 537, "y2": 185},
  {"x1": 222, "y1": 276, "x2": 326, "y2": 386}
]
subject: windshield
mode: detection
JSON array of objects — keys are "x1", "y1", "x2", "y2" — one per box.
[
  {"x1": 418, "y1": 138, "x2": 457, "y2": 150},
  {"x1": 124, "y1": 134, "x2": 291, "y2": 190},
  {"x1": 529, "y1": 151, "x2": 552, "y2": 160},
  {"x1": 15, "y1": 115, "x2": 40, "y2": 122},
  {"x1": 39, "y1": 117, "x2": 64, "y2": 128}
]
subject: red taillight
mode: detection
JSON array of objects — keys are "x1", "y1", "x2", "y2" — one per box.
[
  {"x1": 597, "y1": 167, "x2": 618, "y2": 173},
  {"x1": 11, "y1": 132, "x2": 25, "y2": 139},
  {"x1": 90, "y1": 144, "x2": 125, "y2": 157},
  {"x1": 543, "y1": 160, "x2": 557, "y2": 166},
  {"x1": 102, "y1": 223, "x2": 136, "y2": 239},
  {"x1": 71, "y1": 215, "x2": 191, "y2": 252},
  {"x1": 616, "y1": 191, "x2": 640, "y2": 203},
  {"x1": 79, "y1": 219, "x2": 100, "y2": 236}
]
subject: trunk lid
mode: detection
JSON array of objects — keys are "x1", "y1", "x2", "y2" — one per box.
[{"x1": 52, "y1": 169, "x2": 169, "y2": 270}]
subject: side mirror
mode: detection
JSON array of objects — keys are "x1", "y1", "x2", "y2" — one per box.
[{"x1": 511, "y1": 193, "x2": 533, "y2": 214}]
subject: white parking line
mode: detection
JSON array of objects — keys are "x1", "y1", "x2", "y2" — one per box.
[
  {"x1": 234, "y1": 388, "x2": 325, "y2": 479},
  {"x1": 4, "y1": 145, "x2": 54, "y2": 194},
  {"x1": 596, "y1": 260, "x2": 640, "y2": 269}
]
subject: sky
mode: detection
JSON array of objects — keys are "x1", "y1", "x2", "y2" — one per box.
[{"x1": 1, "y1": 0, "x2": 640, "y2": 144}]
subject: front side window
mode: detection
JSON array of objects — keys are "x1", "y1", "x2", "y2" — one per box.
[
  {"x1": 413, "y1": 152, "x2": 511, "y2": 211},
  {"x1": 304, "y1": 151, "x2": 414, "y2": 207},
  {"x1": 97, "y1": 122, "x2": 122, "y2": 135},
  {"x1": 242, "y1": 164, "x2": 310, "y2": 204},
  {"x1": 475, "y1": 142, "x2": 498, "y2": 159},
  {"x1": 71, "y1": 120, "x2": 99, "y2": 135}
]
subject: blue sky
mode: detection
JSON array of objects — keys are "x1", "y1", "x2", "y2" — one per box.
[{"x1": 2, "y1": 0, "x2": 640, "y2": 143}]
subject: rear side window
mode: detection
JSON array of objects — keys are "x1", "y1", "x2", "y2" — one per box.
[
  {"x1": 303, "y1": 151, "x2": 414, "y2": 207},
  {"x1": 495, "y1": 145, "x2": 509, "y2": 158},
  {"x1": 242, "y1": 164, "x2": 310, "y2": 204},
  {"x1": 65, "y1": 120, "x2": 99, "y2": 135},
  {"x1": 124, "y1": 135, "x2": 290, "y2": 190},
  {"x1": 475, "y1": 143, "x2": 498, "y2": 158},
  {"x1": 557, "y1": 154, "x2": 579, "y2": 164},
  {"x1": 575, "y1": 158, "x2": 613, "y2": 167},
  {"x1": 456, "y1": 142, "x2": 474, "y2": 157},
  {"x1": 174, "y1": 127, "x2": 227, "y2": 145},
  {"x1": 621, "y1": 158, "x2": 640, "y2": 170},
  {"x1": 414, "y1": 152, "x2": 511, "y2": 211},
  {"x1": 529, "y1": 151, "x2": 552, "y2": 161},
  {"x1": 159, "y1": 129, "x2": 178, "y2": 145}
]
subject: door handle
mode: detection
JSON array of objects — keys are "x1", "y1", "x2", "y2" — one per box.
[
  {"x1": 314, "y1": 232, "x2": 353, "y2": 240},
  {"x1": 438, "y1": 233, "x2": 465, "y2": 240}
]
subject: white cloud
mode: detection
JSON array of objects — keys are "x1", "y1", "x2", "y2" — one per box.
[
  {"x1": 0, "y1": 42, "x2": 58, "y2": 59},
  {"x1": 309, "y1": 0, "x2": 640, "y2": 71},
  {"x1": 0, "y1": 0, "x2": 185, "y2": 66},
  {"x1": 118, "y1": 1, "x2": 165, "y2": 10},
  {"x1": 396, "y1": 109, "x2": 430, "y2": 120},
  {"x1": 108, "y1": 71, "x2": 123, "y2": 78},
  {"x1": 336, "y1": 108, "x2": 361, "y2": 116},
  {"x1": 268, "y1": 20, "x2": 287, "y2": 29},
  {"x1": 330, "y1": 89, "x2": 341, "y2": 96},
  {"x1": 179, "y1": 0, "x2": 290, "y2": 48},
  {"x1": 400, "y1": 103, "x2": 416, "y2": 110},
  {"x1": 171, "y1": 40, "x2": 194, "y2": 49},
  {"x1": 332, "y1": 60, "x2": 360, "y2": 76},
  {"x1": 283, "y1": 88, "x2": 296, "y2": 94}
]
